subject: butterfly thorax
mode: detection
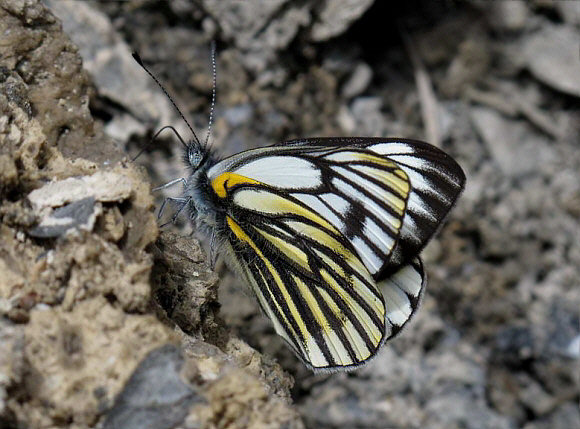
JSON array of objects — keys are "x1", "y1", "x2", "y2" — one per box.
[{"x1": 183, "y1": 145, "x2": 225, "y2": 234}]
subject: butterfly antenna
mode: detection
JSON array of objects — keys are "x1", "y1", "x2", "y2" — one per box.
[
  {"x1": 131, "y1": 125, "x2": 188, "y2": 162},
  {"x1": 204, "y1": 40, "x2": 217, "y2": 149},
  {"x1": 132, "y1": 52, "x2": 201, "y2": 148}
]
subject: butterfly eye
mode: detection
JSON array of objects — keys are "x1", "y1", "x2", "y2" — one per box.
[{"x1": 188, "y1": 147, "x2": 203, "y2": 169}]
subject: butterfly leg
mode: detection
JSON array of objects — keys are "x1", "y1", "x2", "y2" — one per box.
[
  {"x1": 209, "y1": 231, "x2": 219, "y2": 270},
  {"x1": 158, "y1": 196, "x2": 191, "y2": 227},
  {"x1": 152, "y1": 177, "x2": 187, "y2": 192}
]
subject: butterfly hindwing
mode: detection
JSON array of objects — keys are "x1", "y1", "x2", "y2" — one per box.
[
  {"x1": 223, "y1": 209, "x2": 426, "y2": 371},
  {"x1": 379, "y1": 256, "x2": 425, "y2": 341}
]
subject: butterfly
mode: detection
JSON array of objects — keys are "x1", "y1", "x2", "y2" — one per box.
[{"x1": 133, "y1": 53, "x2": 466, "y2": 372}]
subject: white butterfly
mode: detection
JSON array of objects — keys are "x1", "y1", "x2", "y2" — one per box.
[{"x1": 134, "y1": 53, "x2": 465, "y2": 372}]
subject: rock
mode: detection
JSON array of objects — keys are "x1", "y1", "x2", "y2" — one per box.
[
  {"x1": 424, "y1": 392, "x2": 514, "y2": 429},
  {"x1": 0, "y1": 154, "x2": 18, "y2": 190},
  {"x1": 341, "y1": 62, "x2": 373, "y2": 99},
  {"x1": 469, "y1": 106, "x2": 556, "y2": 178},
  {"x1": 223, "y1": 103, "x2": 254, "y2": 127},
  {"x1": 522, "y1": 403, "x2": 580, "y2": 429},
  {"x1": 102, "y1": 345, "x2": 205, "y2": 429},
  {"x1": 484, "y1": 0, "x2": 529, "y2": 31},
  {"x1": 440, "y1": 35, "x2": 491, "y2": 97},
  {"x1": 28, "y1": 197, "x2": 101, "y2": 238},
  {"x1": 0, "y1": 320, "x2": 24, "y2": 427},
  {"x1": 150, "y1": 232, "x2": 218, "y2": 335},
  {"x1": 45, "y1": 0, "x2": 177, "y2": 141},
  {"x1": 309, "y1": 0, "x2": 375, "y2": 42},
  {"x1": 519, "y1": 376, "x2": 558, "y2": 417},
  {"x1": 27, "y1": 170, "x2": 133, "y2": 210},
  {"x1": 202, "y1": 0, "x2": 310, "y2": 72},
  {"x1": 523, "y1": 24, "x2": 580, "y2": 97},
  {"x1": 556, "y1": 2, "x2": 580, "y2": 26},
  {"x1": 349, "y1": 96, "x2": 385, "y2": 136},
  {"x1": 0, "y1": 0, "x2": 120, "y2": 165}
]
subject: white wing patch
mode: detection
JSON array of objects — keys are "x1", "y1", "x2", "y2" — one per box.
[
  {"x1": 364, "y1": 217, "x2": 395, "y2": 252},
  {"x1": 387, "y1": 153, "x2": 463, "y2": 188},
  {"x1": 396, "y1": 161, "x2": 439, "y2": 197},
  {"x1": 351, "y1": 236, "x2": 383, "y2": 273},
  {"x1": 233, "y1": 156, "x2": 321, "y2": 189},
  {"x1": 330, "y1": 176, "x2": 406, "y2": 275},
  {"x1": 389, "y1": 261, "x2": 424, "y2": 297},
  {"x1": 382, "y1": 285, "x2": 412, "y2": 326},
  {"x1": 349, "y1": 164, "x2": 409, "y2": 195},
  {"x1": 363, "y1": 140, "x2": 466, "y2": 271},
  {"x1": 323, "y1": 150, "x2": 364, "y2": 162},
  {"x1": 406, "y1": 193, "x2": 438, "y2": 222},
  {"x1": 377, "y1": 257, "x2": 425, "y2": 338},
  {"x1": 331, "y1": 178, "x2": 393, "y2": 228},
  {"x1": 290, "y1": 194, "x2": 344, "y2": 232},
  {"x1": 319, "y1": 193, "x2": 350, "y2": 215},
  {"x1": 332, "y1": 166, "x2": 405, "y2": 211},
  {"x1": 368, "y1": 142, "x2": 416, "y2": 156}
]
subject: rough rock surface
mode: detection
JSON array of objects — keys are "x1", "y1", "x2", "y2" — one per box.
[
  {"x1": 0, "y1": 1, "x2": 303, "y2": 428},
  {"x1": 1, "y1": 0, "x2": 579, "y2": 428}
]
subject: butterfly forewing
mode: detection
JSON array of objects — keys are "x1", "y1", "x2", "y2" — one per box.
[{"x1": 209, "y1": 144, "x2": 413, "y2": 277}]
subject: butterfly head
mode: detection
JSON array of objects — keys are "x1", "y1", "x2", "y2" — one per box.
[
  {"x1": 184, "y1": 140, "x2": 205, "y2": 171},
  {"x1": 132, "y1": 49, "x2": 216, "y2": 175}
]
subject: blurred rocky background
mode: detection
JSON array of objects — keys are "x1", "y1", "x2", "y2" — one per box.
[{"x1": 0, "y1": 0, "x2": 578, "y2": 428}]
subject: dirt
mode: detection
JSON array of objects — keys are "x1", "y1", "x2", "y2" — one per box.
[{"x1": 1, "y1": 1, "x2": 578, "y2": 428}]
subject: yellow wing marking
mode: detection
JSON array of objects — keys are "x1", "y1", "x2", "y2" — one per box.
[
  {"x1": 253, "y1": 227, "x2": 310, "y2": 271},
  {"x1": 226, "y1": 216, "x2": 317, "y2": 361},
  {"x1": 212, "y1": 172, "x2": 261, "y2": 198},
  {"x1": 350, "y1": 152, "x2": 397, "y2": 167},
  {"x1": 292, "y1": 275, "x2": 351, "y2": 366},
  {"x1": 286, "y1": 221, "x2": 384, "y2": 318},
  {"x1": 354, "y1": 153, "x2": 411, "y2": 215},
  {"x1": 312, "y1": 248, "x2": 383, "y2": 323},
  {"x1": 316, "y1": 286, "x2": 373, "y2": 361},
  {"x1": 349, "y1": 156, "x2": 409, "y2": 215},
  {"x1": 233, "y1": 189, "x2": 340, "y2": 235},
  {"x1": 254, "y1": 224, "x2": 383, "y2": 365},
  {"x1": 319, "y1": 268, "x2": 383, "y2": 345},
  {"x1": 254, "y1": 223, "x2": 383, "y2": 361},
  {"x1": 389, "y1": 196, "x2": 406, "y2": 216},
  {"x1": 355, "y1": 165, "x2": 410, "y2": 196},
  {"x1": 250, "y1": 266, "x2": 296, "y2": 350},
  {"x1": 284, "y1": 220, "x2": 367, "y2": 278}
]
